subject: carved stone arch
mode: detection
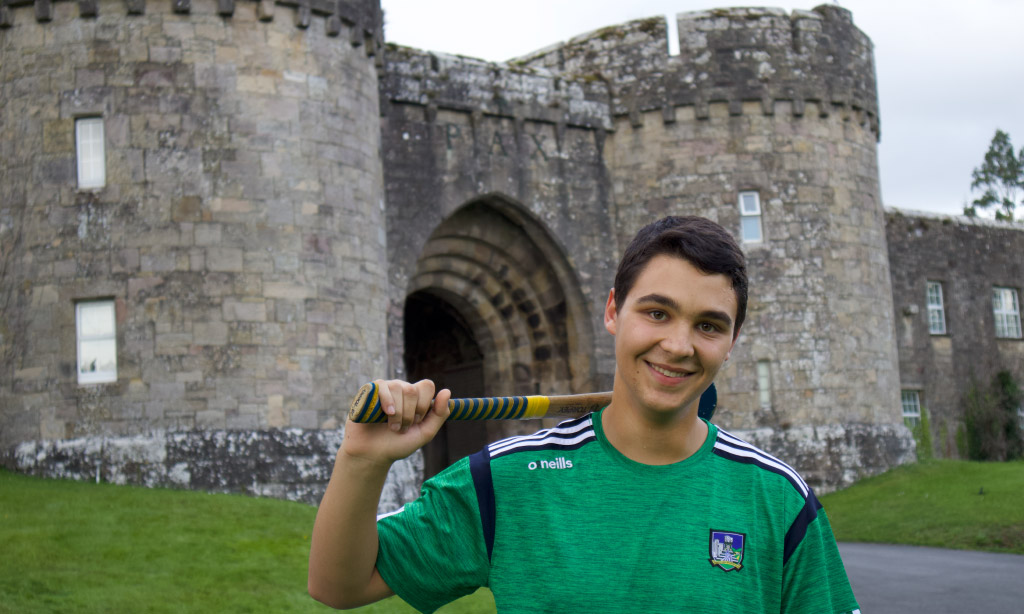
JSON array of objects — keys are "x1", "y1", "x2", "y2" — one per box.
[{"x1": 403, "y1": 195, "x2": 596, "y2": 473}]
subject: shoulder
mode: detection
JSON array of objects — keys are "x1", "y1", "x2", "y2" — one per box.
[
  {"x1": 483, "y1": 413, "x2": 598, "y2": 462},
  {"x1": 710, "y1": 426, "x2": 813, "y2": 501}
]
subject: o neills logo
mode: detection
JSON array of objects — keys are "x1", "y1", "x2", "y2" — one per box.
[{"x1": 527, "y1": 457, "x2": 574, "y2": 470}]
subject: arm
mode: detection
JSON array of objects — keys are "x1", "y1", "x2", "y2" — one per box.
[{"x1": 308, "y1": 379, "x2": 451, "y2": 610}]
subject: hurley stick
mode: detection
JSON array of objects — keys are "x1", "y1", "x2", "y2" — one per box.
[{"x1": 347, "y1": 382, "x2": 717, "y2": 423}]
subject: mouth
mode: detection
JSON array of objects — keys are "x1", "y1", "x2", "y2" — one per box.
[{"x1": 646, "y1": 361, "x2": 692, "y2": 379}]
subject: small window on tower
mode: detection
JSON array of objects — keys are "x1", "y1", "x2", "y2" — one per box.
[
  {"x1": 77, "y1": 299, "x2": 117, "y2": 384},
  {"x1": 756, "y1": 360, "x2": 772, "y2": 409},
  {"x1": 76, "y1": 117, "x2": 106, "y2": 189},
  {"x1": 739, "y1": 191, "x2": 763, "y2": 243}
]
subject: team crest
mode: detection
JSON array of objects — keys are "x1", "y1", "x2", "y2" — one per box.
[{"x1": 709, "y1": 530, "x2": 746, "y2": 572}]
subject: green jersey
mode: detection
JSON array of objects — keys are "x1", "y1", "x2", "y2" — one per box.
[{"x1": 376, "y1": 411, "x2": 859, "y2": 613}]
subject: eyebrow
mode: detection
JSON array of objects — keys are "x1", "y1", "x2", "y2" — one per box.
[{"x1": 633, "y1": 293, "x2": 734, "y2": 327}]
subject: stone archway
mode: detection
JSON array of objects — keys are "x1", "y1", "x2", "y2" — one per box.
[
  {"x1": 403, "y1": 196, "x2": 594, "y2": 471},
  {"x1": 404, "y1": 291, "x2": 488, "y2": 478}
]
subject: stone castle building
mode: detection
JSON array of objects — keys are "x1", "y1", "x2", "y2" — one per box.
[{"x1": 1, "y1": 0, "x2": 1019, "y2": 506}]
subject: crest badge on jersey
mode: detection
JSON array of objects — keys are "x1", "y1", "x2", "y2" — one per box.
[{"x1": 709, "y1": 529, "x2": 746, "y2": 572}]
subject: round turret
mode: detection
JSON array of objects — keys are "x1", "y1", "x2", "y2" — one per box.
[
  {"x1": 520, "y1": 5, "x2": 908, "y2": 485},
  {"x1": 0, "y1": 0, "x2": 387, "y2": 457}
]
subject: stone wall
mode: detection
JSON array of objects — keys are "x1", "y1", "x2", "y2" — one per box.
[
  {"x1": 886, "y1": 209, "x2": 1024, "y2": 457},
  {"x1": 379, "y1": 46, "x2": 620, "y2": 401},
  {"x1": 0, "y1": 0, "x2": 387, "y2": 449},
  {"x1": 11, "y1": 428, "x2": 420, "y2": 511}
]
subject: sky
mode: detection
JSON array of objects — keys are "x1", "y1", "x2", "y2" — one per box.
[{"x1": 379, "y1": 0, "x2": 1024, "y2": 218}]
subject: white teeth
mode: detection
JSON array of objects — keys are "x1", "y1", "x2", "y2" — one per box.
[{"x1": 650, "y1": 363, "x2": 687, "y2": 378}]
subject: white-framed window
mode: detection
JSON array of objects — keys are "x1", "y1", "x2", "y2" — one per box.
[
  {"x1": 926, "y1": 281, "x2": 946, "y2": 335},
  {"x1": 756, "y1": 360, "x2": 772, "y2": 409},
  {"x1": 993, "y1": 287, "x2": 1022, "y2": 339},
  {"x1": 76, "y1": 299, "x2": 117, "y2": 384},
  {"x1": 738, "y1": 191, "x2": 763, "y2": 243},
  {"x1": 75, "y1": 117, "x2": 105, "y2": 189},
  {"x1": 901, "y1": 390, "x2": 921, "y2": 427}
]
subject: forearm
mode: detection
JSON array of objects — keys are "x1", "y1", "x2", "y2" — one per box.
[{"x1": 308, "y1": 451, "x2": 395, "y2": 609}]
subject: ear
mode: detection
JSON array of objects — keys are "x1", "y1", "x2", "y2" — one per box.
[
  {"x1": 726, "y1": 324, "x2": 741, "y2": 358},
  {"x1": 730, "y1": 323, "x2": 742, "y2": 347},
  {"x1": 603, "y1": 288, "x2": 618, "y2": 335}
]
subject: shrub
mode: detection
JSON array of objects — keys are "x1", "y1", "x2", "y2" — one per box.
[{"x1": 963, "y1": 372, "x2": 1023, "y2": 461}]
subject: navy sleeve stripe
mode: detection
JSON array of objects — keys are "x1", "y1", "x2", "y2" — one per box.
[
  {"x1": 712, "y1": 445, "x2": 809, "y2": 499},
  {"x1": 469, "y1": 447, "x2": 496, "y2": 562},
  {"x1": 783, "y1": 491, "x2": 823, "y2": 566}
]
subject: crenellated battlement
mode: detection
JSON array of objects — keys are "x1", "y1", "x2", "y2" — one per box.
[
  {"x1": 381, "y1": 45, "x2": 612, "y2": 131},
  {"x1": 0, "y1": 0, "x2": 383, "y2": 55},
  {"x1": 517, "y1": 4, "x2": 879, "y2": 138}
]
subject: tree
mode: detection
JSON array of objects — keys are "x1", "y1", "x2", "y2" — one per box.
[{"x1": 965, "y1": 129, "x2": 1023, "y2": 221}]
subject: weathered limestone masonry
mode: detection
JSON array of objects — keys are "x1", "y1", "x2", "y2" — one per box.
[
  {"x1": 887, "y1": 210, "x2": 1024, "y2": 458},
  {"x1": 0, "y1": 0, "x2": 419, "y2": 508},
  {"x1": 379, "y1": 46, "x2": 620, "y2": 452}
]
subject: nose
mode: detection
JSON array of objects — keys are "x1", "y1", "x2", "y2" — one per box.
[{"x1": 659, "y1": 323, "x2": 695, "y2": 358}]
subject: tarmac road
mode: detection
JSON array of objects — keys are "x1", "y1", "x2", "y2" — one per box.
[{"x1": 838, "y1": 542, "x2": 1024, "y2": 613}]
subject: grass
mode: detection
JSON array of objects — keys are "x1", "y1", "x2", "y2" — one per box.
[
  {"x1": 820, "y1": 459, "x2": 1024, "y2": 554},
  {"x1": 3, "y1": 459, "x2": 1021, "y2": 612},
  {"x1": 0, "y1": 470, "x2": 494, "y2": 614}
]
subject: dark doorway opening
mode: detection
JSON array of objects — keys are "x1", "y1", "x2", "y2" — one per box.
[{"x1": 404, "y1": 292, "x2": 488, "y2": 479}]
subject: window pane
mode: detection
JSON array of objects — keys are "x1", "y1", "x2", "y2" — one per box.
[
  {"x1": 76, "y1": 118, "x2": 105, "y2": 189},
  {"x1": 78, "y1": 301, "x2": 115, "y2": 337},
  {"x1": 79, "y1": 339, "x2": 117, "y2": 375},
  {"x1": 993, "y1": 287, "x2": 1022, "y2": 339},
  {"x1": 741, "y1": 216, "x2": 762, "y2": 242},
  {"x1": 901, "y1": 390, "x2": 921, "y2": 427},
  {"x1": 77, "y1": 300, "x2": 117, "y2": 385},
  {"x1": 756, "y1": 361, "x2": 771, "y2": 408},
  {"x1": 926, "y1": 282, "x2": 946, "y2": 334},
  {"x1": 740, "y1": 192, "x2": 760, "y2": 214}
]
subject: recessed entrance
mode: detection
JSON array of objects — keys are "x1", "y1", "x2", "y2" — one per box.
[
  {"x1": 404, "y1": 291, "x2": 488, "y2": 478},
  {"x1": 402, "y1": 196, "x2": 596, "y2": 477}
]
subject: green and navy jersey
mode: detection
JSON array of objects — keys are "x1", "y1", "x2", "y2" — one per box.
[{"x1": 376, "y1": 411, "x2": 860, "y2": 614}]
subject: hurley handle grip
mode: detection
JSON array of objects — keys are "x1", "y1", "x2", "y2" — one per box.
[{"x1": 347, "y1": 382, "x2": 717, "y2": 423}]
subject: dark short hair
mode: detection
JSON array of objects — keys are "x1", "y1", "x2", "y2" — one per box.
[{"x1": 613, "y1": 216, "x2": 748, "y2": 335}]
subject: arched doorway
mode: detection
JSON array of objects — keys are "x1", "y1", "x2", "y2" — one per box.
[
  {"x1": 404, "y1": 292, "x2": 489, "y2": 478},
  {"x1": 402, "y1": 196, "x2": 596, "y2": 476}
]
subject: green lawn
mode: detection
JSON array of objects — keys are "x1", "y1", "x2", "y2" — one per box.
[
  {"x1": 0, "y1": 470, "x2": 493, "y2": 614},
  {"x1": 820, "y1": 459, "x2": 1024, "y2": 554},
  {"x1": 2, "y1": 459, "x2": 1021, "y2": 612}
]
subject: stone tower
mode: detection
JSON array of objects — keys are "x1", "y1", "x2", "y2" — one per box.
[
  {"x1": 521, "y1": 6, "x2": 909, "y2": 484},
  {"x1": 0, "y1": 0, "x2": 406, "y2": 498}
]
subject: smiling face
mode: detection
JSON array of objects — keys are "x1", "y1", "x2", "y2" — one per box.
[{"x1": 604, "y1": 254, "x2": 738, "y2": 423}]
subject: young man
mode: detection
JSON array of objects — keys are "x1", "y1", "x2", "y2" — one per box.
[{"x1": 309, "y1": 216, "x2": 860, "y2": 613}]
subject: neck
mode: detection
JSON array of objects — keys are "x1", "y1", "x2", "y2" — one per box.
[{"x1": 601, "y1": 397, "x2": 708, "y2": 465}]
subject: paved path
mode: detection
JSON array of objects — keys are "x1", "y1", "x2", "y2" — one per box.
[{"x1": 839, "y1": 542, "x2": 1024, "y2": 613}]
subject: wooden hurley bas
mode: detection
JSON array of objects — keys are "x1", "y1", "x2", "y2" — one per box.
[{"x1": 347, "y1": 382, "x2": 717, "y2": 423}]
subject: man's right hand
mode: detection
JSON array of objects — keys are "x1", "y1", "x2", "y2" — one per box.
[
  {"x1": 340, "y1": 378, "x2": 452, "y2": 465},
  {"x1": 309, "y1": 378, "x2": 452, "y2": 609}
]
